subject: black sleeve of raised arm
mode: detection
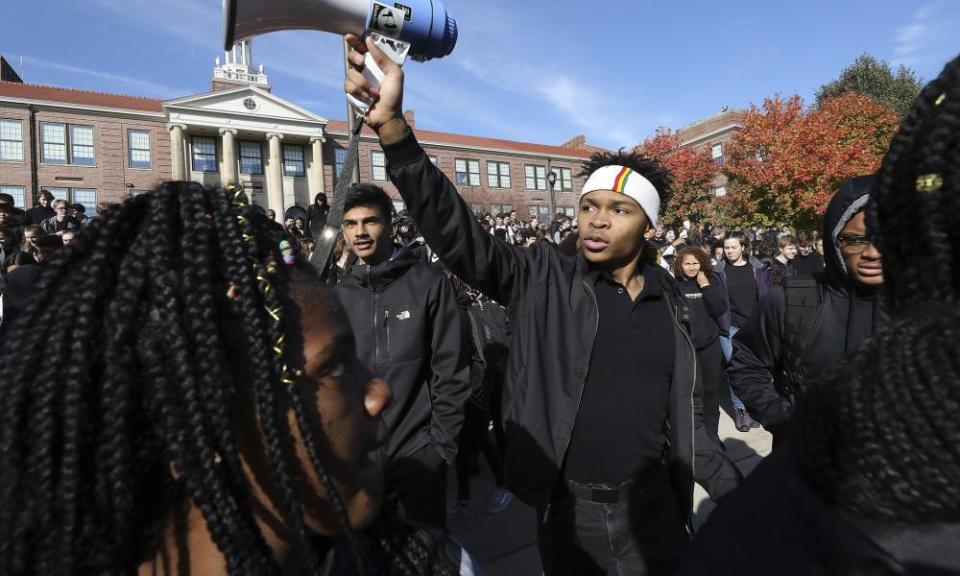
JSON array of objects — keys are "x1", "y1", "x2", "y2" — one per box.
[
  {"x1": 383, "y1": 130, "x2": 528, "y2": 306},
  {"x1": 727, "y1": 288, "x2": 791, "y2": 427}
]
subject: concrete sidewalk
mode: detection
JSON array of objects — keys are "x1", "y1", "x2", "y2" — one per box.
[{"x1": 447, "y1": 411, "x2": 772, "y2": 575}]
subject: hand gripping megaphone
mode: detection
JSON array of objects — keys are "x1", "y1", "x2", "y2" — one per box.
[{"x1": 224, "y1": 0, "x2": 458, "y2": 111}]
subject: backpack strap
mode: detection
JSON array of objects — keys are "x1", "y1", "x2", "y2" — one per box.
[{"x1": 778, "y1": 277, "x2": 822, "y2": 397}]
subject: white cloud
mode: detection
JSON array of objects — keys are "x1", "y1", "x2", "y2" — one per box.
[
  {"x1": 24, "y1": 57, "x2": 188, "y2": 98},
  {"x1": 892, "y1": 2, "x2": 948, "y2": 68}
]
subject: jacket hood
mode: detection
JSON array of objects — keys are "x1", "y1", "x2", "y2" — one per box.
[
  {"x1": 348, "y1": 244, "x2": 420, "y2": 290},
  {"x1": 822, "y1": 175, "x2": 875, "y2": 289}
]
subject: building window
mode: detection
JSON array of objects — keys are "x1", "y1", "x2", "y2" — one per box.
[
  {"x1": 528, "y1": 204, "x2": 550, "y2": 221},
  {"x1": 44, "y1": 187, "x2": 69, "y2": 202},
  {"x1": 283, "y1": 145, "x2": 305, "y2": 177},
  {"x1": 72, "y1": 188, "x2": 97, "y2": 215},
  {"x1": 428, "y1": 156, "x2": 438, "y2": 166},
  {"x1": 490, "y1": 203, "x2": 513, "y2": 215},
  {"x1": 0, "y1": 120, "x2": 24, "y2": 161},
  {"x1": 487, "y1": 161, "x2": 511, "y2": 189},
  {"x1": 392, "y1": 200, "x2": 406, "y2": 214},
  {"x1": 128, "y1": 189, "x2": 149, "y2": 198},
  {"x1": 455, "y1": 158, "x2": 480, "y2": 187},
  {"x1": 334, "y1": 146, "x2": 348, "y2": 183},
  {"x1": 40, "y1": 123, "x2": 96, "y2": 166},
  {"x1": 40, "y1": 123, "x2": 67, "y2": 164},
  {"x1": 371, "y1": 150, "x2": 387, "y2": 181},
  {"x1": 714, "y1": 186, "x2": 727, "y2": 197},
  {"x1": 711, "y1": 143, "x2": 724, "y2": 164},
  {"x1": 561, "y1": 206, "x2": 576, "y2": 217},
  {"x1": 128, "y1": 130, "x2": 151, "y2": 169},
  {"x1": 0, "y1": 185, "x2": 25, "y2": 208},
  {"x1": 551, "y1": 167, "x2": 573, "y2": 192},
  {"x1": 191, "y1": 136, "x2": 218, "y2": 173},
  {"x1": 70, "y1": 126, "x2": 95, "y2": 165},
  {"x1": 239, "y1": 141, "x2": 264, "y2": 175},
  {"x1": 525, "y1": 165, "x2": 547, "y2": 190}
]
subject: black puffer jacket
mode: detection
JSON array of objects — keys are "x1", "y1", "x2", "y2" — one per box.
[
  {"x1": 333, "y1": 246, "x2": 470, "y2": 464},
  {"x1": 383, "y1": 130, "x2": 740, "y2": 520},
  {"x1": 727, "y1": 176, "x2": 886, "y2": 430}
]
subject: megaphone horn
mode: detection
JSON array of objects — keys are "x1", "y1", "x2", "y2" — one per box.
[{"x1": 223, "y1": 0, "x2": 457, "y2": 62}]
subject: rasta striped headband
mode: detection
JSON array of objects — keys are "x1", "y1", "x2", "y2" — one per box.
[{"x1": 580, "y1": 165, "x2": 661, "y2": 228}]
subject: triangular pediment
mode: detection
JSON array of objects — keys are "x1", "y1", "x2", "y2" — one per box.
[{"x1": 163, "y1": 86, "x2": 326, "y2": 125}]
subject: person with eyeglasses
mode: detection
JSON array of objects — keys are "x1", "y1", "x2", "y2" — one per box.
[{"x1": 725, "y1": 175, "x2": 885, "y2": 447}]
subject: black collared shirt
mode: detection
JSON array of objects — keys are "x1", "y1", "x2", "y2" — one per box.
[{"x1": 564, "y1": 264, "x2": 676, "y2": 484}]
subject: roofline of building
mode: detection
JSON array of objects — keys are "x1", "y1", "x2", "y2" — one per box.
[
  {"x1": 324, "y1": 124, "x2": 596, "y2": 162},
  {"x1": 0, "y1": 95, "x2": 166, "y2": 119},
  {"x1": 679, "y1": 123, "x2": 743, "y2": 148},
  {"x1": 674, "y1": 107, "x2": 742, "y2": 133},
  {"x1": 163, "y1": 84, "x2": 328, "y2": 124}
]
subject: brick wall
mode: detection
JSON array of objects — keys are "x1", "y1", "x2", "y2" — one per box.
[{"x1": 0, "y1": 102, "x2": 170, "y2": 208}]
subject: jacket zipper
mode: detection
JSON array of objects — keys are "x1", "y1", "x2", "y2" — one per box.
[
  {"x1": 383, "y1": 308, "x2": 391, "y2": 360},
  {"x1": 563, "y1": 280, "x2": 600, "y2": 454},
  {"x1": 671, "y1": 299, "x2": 698, "y2": 523}
]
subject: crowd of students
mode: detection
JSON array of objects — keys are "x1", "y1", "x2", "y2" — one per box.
[{"x1": 0, "y1": 40, "x2": 958, "y2": 576}]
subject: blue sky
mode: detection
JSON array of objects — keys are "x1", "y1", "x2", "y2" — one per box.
[{"x1": 2, "y1": 0, "x2": 958, "y2": 149}]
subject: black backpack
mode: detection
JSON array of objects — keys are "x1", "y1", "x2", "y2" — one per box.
[
  {"x1": 465, "y1": 298, "x2": 511, "y2": 407},
  {"x1": 776, "y1": 276, "x2": 822, "y2": 397}
]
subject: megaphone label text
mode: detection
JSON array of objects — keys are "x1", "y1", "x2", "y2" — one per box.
[
  {"x1": 370, "y1": 1, "x2": 405, "y2": 40},
  {"x1": 393, "y1": 3, "x2": 413, "y2": 22}
]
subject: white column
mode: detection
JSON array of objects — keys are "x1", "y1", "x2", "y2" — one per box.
[
  {"x1": 169, "y1": 124, "x2": 187, "y2": 181},
  {"x1": 308, "y1": 136, "x2": 326, "y2": 201},
  {"x1": 266, "y1": 132, "x2": 284, "y2": 215},
  {"x1": 219, "y1": 128, "x2": 238, "y2": 186}
]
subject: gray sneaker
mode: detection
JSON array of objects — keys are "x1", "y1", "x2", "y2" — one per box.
[{"x1": 487, "y1": 488, "x2": 514, "y2": 514}]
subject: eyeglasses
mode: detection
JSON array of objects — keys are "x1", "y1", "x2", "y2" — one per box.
[{"x1": 836, "y1": 234, "x2": 872, "y2": 254}]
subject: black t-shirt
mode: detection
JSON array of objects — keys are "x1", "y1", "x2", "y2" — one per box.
[
  {"x1": 564, "y1": 266, "x2": 675, "y2": 484},
  {"x1": 725, "y1": 262, "x2": 758, "y2": 328},
  {"x1": 794, "y1": 252, "x2": 825, "y2": 276}
]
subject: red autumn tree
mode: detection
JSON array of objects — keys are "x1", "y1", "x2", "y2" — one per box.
[
  {"x1": 635, "y1": 128, "x2": 719, "y2": 228},
  {"x1": 722, "y1": 92, "x2": 899, "y2": 229}
]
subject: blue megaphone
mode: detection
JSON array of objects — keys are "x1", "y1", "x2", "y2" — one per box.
[{"x1": 224, "y1": 0, "x2": 458, "y2": 62}]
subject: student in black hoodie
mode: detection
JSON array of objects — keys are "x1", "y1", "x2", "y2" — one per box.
[
  {"x1": 344, "y1": 36, "x2": 740, "y2": 576},
  {"x1": 678, "y1": 53, "x2": 960, "y2": 576},
  {"x1": 673, "y1": 246, "x2": 729, "y2": 448},
  {"x1": 333, "y1": 183, "x2": 470, "y2": 529},
  {"x1": 726, "y1": 175, "x2": 885, "y2": 444}
]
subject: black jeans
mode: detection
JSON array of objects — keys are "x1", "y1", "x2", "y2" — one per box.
[
  {"x1": 538, "y1": 468, "x2": 689, "y2": 576},
  {"x1": 384, "y1": 444, "x2": 448, "y2": 529}
]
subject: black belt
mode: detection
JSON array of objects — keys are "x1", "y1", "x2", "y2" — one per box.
[{"x1": 564, "y1": 477, "x2": 635, "y2": 504}]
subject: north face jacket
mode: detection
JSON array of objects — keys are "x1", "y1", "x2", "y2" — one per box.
[{"x1": 334, "y1": 246, "x2": 470, "y2": 464}]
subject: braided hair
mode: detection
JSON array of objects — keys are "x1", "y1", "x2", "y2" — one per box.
[
  {"x1": 800, "y1": 54, "x2": 960, "y2": 523},
  {"x1": 0, "y1": 182, "x2": 459, "y2": 575}
]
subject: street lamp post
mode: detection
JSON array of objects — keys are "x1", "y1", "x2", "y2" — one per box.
[{"x1": 547, "y1": 170, "x2": 557, "y2": 222}]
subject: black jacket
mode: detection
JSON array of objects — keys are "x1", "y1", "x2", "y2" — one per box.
[
  {"x1": 677, "y1": 442, "x2": 960, "y2": 576},
  {"x1": 333, "y1": 247, "x2": 470, "y2": 464},
  {"x1": 383, "y1": 130, "x2": 740, "y2": 519},
  {"x1": 728, "y1": 176, "x2": 885, "y2": 430}
]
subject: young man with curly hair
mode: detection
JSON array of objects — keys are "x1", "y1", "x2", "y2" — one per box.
[{"x1": 343, "y1": 36, "x2": 740, "y2": 575}]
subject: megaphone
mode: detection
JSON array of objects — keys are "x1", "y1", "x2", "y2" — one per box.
[{"x1": 224, "y1": 0, "x2": 458, "y2": 62}]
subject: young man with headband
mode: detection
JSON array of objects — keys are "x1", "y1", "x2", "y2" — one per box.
[{"x1": 343, "y1": 35, "x2": 740, "y2": 575}]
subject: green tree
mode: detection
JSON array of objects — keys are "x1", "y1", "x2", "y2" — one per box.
[{"x1": 815, "y1": 53, "x2": 923, "y2": 118}]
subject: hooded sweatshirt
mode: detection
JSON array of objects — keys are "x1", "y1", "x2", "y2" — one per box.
[{"x1": 726, "y1": 176, "x2": 886, "y2": 431}]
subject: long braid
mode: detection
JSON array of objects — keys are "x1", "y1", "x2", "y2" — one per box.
[{"x1": 801, "y1": 54, "x2": 960, "y2": 522}]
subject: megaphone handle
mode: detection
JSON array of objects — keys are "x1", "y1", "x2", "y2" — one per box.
[{"x1": 346, "y1": 52, "x2": 386, "y2": 114}]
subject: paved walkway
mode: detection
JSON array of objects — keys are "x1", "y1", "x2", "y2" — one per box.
[{"x1": 447, "y1": 411, "x2": 773, "y2": 575}]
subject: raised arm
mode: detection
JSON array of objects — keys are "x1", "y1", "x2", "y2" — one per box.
[{"x1": 343, "y1": 35, "x2": 528, "y2": 305}]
